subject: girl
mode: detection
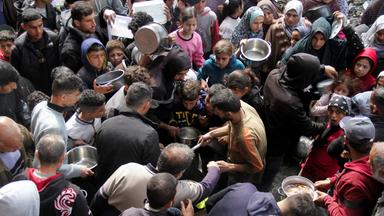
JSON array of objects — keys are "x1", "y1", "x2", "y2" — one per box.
[
  {"x1": 173, "y1": 7, "x2": 205, "y2": 69},
  {"x1": 300, "y1": 95, "x2": 350, "y2": 182},
  {"x1": 219, "y1": 0, "x2": 243, "y2": 40},
  {"x1": 256, "y1": 0, "x2": 281, "y2": 37},
  {"x1": 230, "y1": 6, "x2": 264, "y2": 47}
]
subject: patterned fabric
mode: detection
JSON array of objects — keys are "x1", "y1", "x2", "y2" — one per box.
[
  {"x1": 54, "y1": 187, "x2": 77, "y2": 216},
  {"x1": 328, "y1": 94, "x2": 350, "y2": 115}
]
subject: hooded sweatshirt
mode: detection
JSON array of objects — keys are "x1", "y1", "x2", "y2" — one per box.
[
  {"x1": 324, "y1": 156, "x2": 383, "y2": 216},
  {"x1": 345, "y1": 48, "x2": 377, "y2": 92},
  {"x1": 196, "y1": 7, "x2": 220, "y2": 54},
  {"x1": 198, "y1": 55, "x2": 245, "y2": 86},
  {"x1": 77, "y1": 38, "x2": 108, "y2": 90}
]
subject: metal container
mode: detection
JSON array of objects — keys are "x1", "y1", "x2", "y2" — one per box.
[
  {"x1": 135, "y1": 22, "x2": 171, "y2": 55},
  {"x1": 177, "y1": 127, "x2": 201, "y2": 147},
  {"x1": 67, "y1": 146, "x2": 98, "y2": 169},
  {"x1": 240, "y1": 38, "x2": 271, "y2": 63},
  {"x1": 304, "y1": 5, "x2": 331, "y2": 23},
  {"x1": 95, "y1": 70, "x2": 125, "y2": 92},
  {"x1": 279, "y1": 176, "x2": 316, "y2": 199}
]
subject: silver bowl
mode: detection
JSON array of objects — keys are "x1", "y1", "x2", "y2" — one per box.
[
  {"x1": 95, "y1": 70, "x2": 125, "y2": 92},
  {"x1": 241, "y1": 38, "x2": 271, "y2": 62},
  {"x1": 279, "y1": 175, "x2": 316, "y2": 199},
  {"x1": 66, "y1": 146, "x2": 98, "y2": 169},
  {"x1": 178, "y1": 127, "x2": 201, "y2": 147}
]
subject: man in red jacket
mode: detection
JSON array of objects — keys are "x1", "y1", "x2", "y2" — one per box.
[{"x1": 314, "y1": 116, "x2": 383, "y2": 216}]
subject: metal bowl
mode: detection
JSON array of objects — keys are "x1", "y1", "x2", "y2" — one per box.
[
  {"x1": 304, "y1": 5, "x2": 331, "y2": 23},
  {"x1": 95, "y1": 70, "x2": 125, "y2": 92},
  {"x1": 178, "y1": 127, "x2": 201, "y2": 147},
  {"x1": 280, "y1": 176, "x2": 316, "y2": 199},
  {"x1": 66, "y1": 146, "x2": 98, "y2": 169},
  {"x1": 240, "y1": 38, "x2": 271, "y2": 62}
]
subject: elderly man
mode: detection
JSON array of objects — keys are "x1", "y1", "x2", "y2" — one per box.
[
  {"x1": 0, "y1": 116, "x2": 31, "y2": 187},
  {"x1": 199, "y1": 88, "x2": 267, "y2": 185},
  {"x1": 370, "y1": 142, "x2": 384, "y2": 216}
]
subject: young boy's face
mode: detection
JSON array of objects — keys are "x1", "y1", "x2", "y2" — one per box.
[
  {"x1": 0, "y1": 40, "x2": 14, "y2": 58},
  {"x1": 183, "y1": 98, "x2": 199, "y2": 110},
  {"x1": 376, "y1": 77, "x2": 384, "y2": 89},
  {"x1": 215, "y1": 53, "x2": 231, "y2": 69},
  {"x1": 108, "y1": 48, "x2": 125, "y2": 67},
  {"x1": 88, "y1": 50, "x2": 106, "y2": 71},
  {"x1": 194, "y1": 0, "x2": 206, "y2": 14},
  {"x1": 328, "y1": 106, "x2": 346, "y2": 126},
  {"x1": 87, "y1": 104, "x2": 106, "y2": 119}
]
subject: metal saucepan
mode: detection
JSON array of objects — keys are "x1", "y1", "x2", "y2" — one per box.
[
  {"x1": 135, "y1": 22, "x2": 172, "y2": 55},
  {"x1": 278, "y1": 175, "x2": 316, "y2": 199},
  {"x1": 304, "y1": 5, "x2": 331, "y2": 23},
  {"x1": 95, "y1": 70, "x2": 125, "y2": 92},
  {"x1": 178, "y1": 127, "x2": 201, "y2": 148},
  {"x1": 66, "y1": 145, "x2": 98, "y2": 169},
  {"x1": 240, "y1": 38, "x2": 271, "y2": 63}
]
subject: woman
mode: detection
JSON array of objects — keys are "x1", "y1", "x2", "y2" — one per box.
[
  {"x1": 264, "y1": 0, "x2": 310, "y2": 73},
  {"x1": 282, "y1": 15, "x2": 363, "y2": 73},
  {"x1": 230, "y1": 6, "x2": 264, "y2": 47},
  {"x1": 362, "y1": 15, "x2": 384, "y2": 77},
  {"x1": 256, "y1": 0, "x2": 281, "y2": 37}
]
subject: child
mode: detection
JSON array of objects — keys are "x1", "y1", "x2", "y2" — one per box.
[
  {"x1": 106, "y1": 39, "x2": 126, "y2": 68},
  {"x1": 0, "y1": 29, "x2": 16, "y2": 62},
  {"x1": 219, "y1": 0, "x2": 243, "y2": 40},
  {"x1": 66, "y1": 89, "x2": 106, "y2": 147},
  {"x1": 194, "y1": 0, "x2": 220, "y2": 57},
  {"x1": 172, "y1": 7, "x2": 205, "y2": 69},
  {"x1": 198, "y1": 39, "x2": 245, "y2": 90},
  {"x1": 78, "y1": 38, "x2": 113, "y2": 94},
  {"x1": 345, "y1": 47, "x2": 377, "y2": 92},
  {"x1": 300, "y1": 95, "x2": 350, "y2": 182}
]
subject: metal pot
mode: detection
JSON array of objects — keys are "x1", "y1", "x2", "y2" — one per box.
[
  {"x1": 279, "y1": 175, "x2": 316, "y2": 199},
  {"x1": 135, "y1": 22, "x2": 172, "y2": 55},
  {"x1": 95, "y1": 70, "x2": 125, "y2": 92},
  {"x1": 66, "y1": 146, "x2": 98, "y2": 169},
  {"x1": 177, "y1": 127, "x2": 201, "y2": 147},
  {"x1": 240, "y1": 38, "x2": 271, "y2": 63},
  {"x1": 304, "y1": 5, "x2": 331, "y2": 23}
]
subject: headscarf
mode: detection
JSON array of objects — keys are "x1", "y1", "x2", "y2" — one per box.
[
  {"x1": 348, "y1": 48, "x2": 377, "y2": 91},
  {"x1": 256, "y1": 0, "x2": 280, "y2": 19},
  {"x1": 362, "y1": 15, "x2": 384, "y2": 58},
  {"x1": 231, "y1": 6, "x2": 264, "y2": 46},
  {"x1": 294, "y1": 25, "x2": 310, "y2": 38},
  {"x1": 283, "y1": 0, "x2": 306, "y2": 38},
  {"x1": 328, "y1": 94, "x2": 350, "y2": 115}
]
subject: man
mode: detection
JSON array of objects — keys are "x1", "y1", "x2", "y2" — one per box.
[
  {"x1": 95, "y1": 82, "x2": 161, "y2": 186},
  {"x1": 314, "y1": 116, "x2": 383, "y2": 216},
  {"x1": 91, "y1": 143, "x2": 221, "y2": 216},
  {"x1": 31, "y1": 67, "x2": 93, "y2": 179},
  {"x1": 120, "y1": 173, "x2": 194, "y2": 216},
  {"x1": 60, "y1": 1, "x2": 109, "y2": 73},
  {"x1": 0, "y1": 61, "x2": 30, "y2": 126},
  {"x1": 14, "y1": 134, "x2": 92, "y2": 216},
  {"x1": 11, "y1": 8, "x2": 59, "y2": 95},
  {"x1": 261, "y1": 53, "x2": 335, "y2": 191},
  {"x1": 207, "y1": 183, "x2": 322, "y2": 216},
  {"x1": 0, "y1": 117, "x2": 31, "y2": 187},
  {"x1": 370, "y1": 87, "x2": 384, "y2": 141},
  {"x1": 370, "y1": 142, "x2": 384, "y2": 216},
  {"x1": 199, "y1": 88, "x2": 267, "y2": 185}
]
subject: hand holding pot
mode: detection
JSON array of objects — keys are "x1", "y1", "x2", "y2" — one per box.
[
  {"x1": 93, "y1": 80, "x2": 114, "y2": 94},
  {"x1": 314, "y1": 178, "x2": 331, "y2": 191},
  {"x1": 80, "y1": 166, "x2": 94, "y2": 177}
]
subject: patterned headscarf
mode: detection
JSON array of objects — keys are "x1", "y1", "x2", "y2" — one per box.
[
  {"x1": 328, "y1": 94, "x2": 351, "y2": 115},
  {"x1": 362, "y1": 15, "x2": 384, "y2": 58},
  {"x1": 231, "y1": 6, "x2": 264, "y2": 46}
]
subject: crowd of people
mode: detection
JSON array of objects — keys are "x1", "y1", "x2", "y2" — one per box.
[{"x1": 1, "y1": 0, "x2": 384, "y2": 215}]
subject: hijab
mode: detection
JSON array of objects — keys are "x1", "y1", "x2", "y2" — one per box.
[
  {"x1": 283, "y1": 0, "x2": 306, "y2": 38},
  {"x1": 348, "y1": 48, "x2": 377, "y2": 91},
  {"x1": 256, "y1": 0, "x2": 280, "y2": 19},
  {"x1": 362, "y1": 15, "x2": 384, "y2": 58},
  {"x1": 231, "y1": 6, "x2": 264, "y2": 46}
]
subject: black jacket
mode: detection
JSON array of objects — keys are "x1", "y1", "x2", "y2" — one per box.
[
  {"x1": 11, "y1": 29, "x2": 59, "y2": 95},
  {"x1": 94, "y1": 109, "x2": 160, "y2": 187},
  {"x1": 263, "y1": 53, "x2": 325, "y2": 156},
  {"x1": 0, "y1": 85, "x2": 30, "y2": 127}
]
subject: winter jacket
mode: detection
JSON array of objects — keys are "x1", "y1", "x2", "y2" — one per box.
[
  {"x1": 370, "y1": 114, "x2": 384, "y2": 142},
  {"x1": 14, "y1": 168, "x2": 92, "y2": 216},
  {"x1": 0, "y1": 146, "x2": 28, "y2": 187},
  {"x1": 11, "y1": 29, "x2": 59, "y2": 95},
  {"x1": 0, "y1": 88, "x2": 30, "y2": 127},
  {"x1": 198, "y1": 55, "x2": 245, "y2": 86},
  {"x1": 263, "y1": 53, "x2": 325, "y2": 156},
  {"x1": 323, "y1": 156, "x2": 383, "y2": 216}
]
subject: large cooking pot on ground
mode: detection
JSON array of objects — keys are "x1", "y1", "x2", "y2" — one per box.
[
  {"x1": 135, "y1": 22, "x2": 172, "y2": 55},
  {"x1": 240, "y1": 38, "x2": 271, "y2": 67},
  {"x1": 304, "y1": 5, "x2": 331, "y2": 23},
  {"x1": 67, "y1": 146, "x2": 98, "y2": 169},
  {"x1": 278, "y1": 175, "x2": 316, "y2": 199},
  {"x1": 177, "y1": 127, "x2": 201, "y2": 147},
  {"x1": 95, "y1": 70, "x2": 125, "y2": 92}
]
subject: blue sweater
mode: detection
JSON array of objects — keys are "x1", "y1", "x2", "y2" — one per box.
[{"x1": 198, "y1": 55, "x2": 245, "y2": 86}]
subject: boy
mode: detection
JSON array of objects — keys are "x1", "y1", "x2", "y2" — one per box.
[
  {"x1": 0, "y1": 29, "x2": 16, "y2": 62},
  {"x1": 66, "y1": 89, "x2": 106, "y2": 147},
  {"x1": 106, "y1": 39, "x2": 126, "y2": 68}
]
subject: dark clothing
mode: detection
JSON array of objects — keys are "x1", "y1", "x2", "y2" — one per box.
[
  {"x1": 282, "y1": 17, "x2": 364, "y2": 72},
  {"x1": 0, "y1": 88, "x2": 30, "y2": 127},
  {"x1": 168, "y1": 97, "x2": 205, "y2": 129},
  {"x1": 95, "y1": 109, "x2": 160, "y2": 187},
  {"x1": 3, "y1": 0, "x2": 17, "y2": 28},
  {"x1": 361, "y1": 0, "x2": 384, "y2": 26},
  {"x1": 11, "y1": 29, "x2": 59, "y2": 95},
  {"x1": 16, "y1": 0, "x2": 59, "y2": 31},
  {"x1": 0, "y1": 147, "x2": 28, "y2": 187},
  {"x1": 14, "y1": 168, "x2": 91, "y2": 216},
  {"x1": 242, "y1": 86, "x2": 265, "y2": 123},
  {"x1": 370, "y1": 114, "x2": 384, "y2": 141},
  {"x1": 120, "y1": 208, "x2": 180, "y2": 216}
]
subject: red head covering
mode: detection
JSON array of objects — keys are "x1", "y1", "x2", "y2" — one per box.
[{"x1": 349, "y1": 48, "x2": 377, "y2": 91}]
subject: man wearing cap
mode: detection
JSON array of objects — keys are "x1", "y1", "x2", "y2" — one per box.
[
  {"x1": 369, "y1": 142, "x2": 384, "y2": 216},
  {"x1": 314, "y1": 116, "x2": 383, "y2": 216},
  {"x1": 10, "y1": 8, "x2": 59, "y2": 95}
]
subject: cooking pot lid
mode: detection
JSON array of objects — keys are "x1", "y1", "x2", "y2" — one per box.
[{"x1": 330, "y1": 19, "x2": 343, "y2": 39}]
